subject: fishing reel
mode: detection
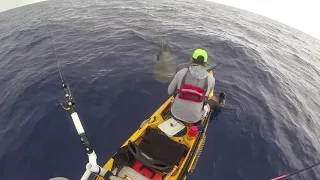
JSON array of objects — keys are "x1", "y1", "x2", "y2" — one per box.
[
  {"x1": 56, "y1": 82, "x2": 76, "y2": 112},
  {"x1": 57, "y1": 94, "x2": 75, "y2": 111}
]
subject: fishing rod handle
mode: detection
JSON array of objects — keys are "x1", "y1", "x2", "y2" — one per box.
[
  {"x1": 71, "y1": 112, "x2": 85, "y2": 134},
  {"x1": 71, "y1": 112, "x2": 94, "y2": 154}
]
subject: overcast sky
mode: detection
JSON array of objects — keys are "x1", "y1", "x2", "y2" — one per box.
[
  {"x1": 0, "y1": 0, "x2": 46, "y2": 12},
  {"x1": 207, "y1": 0, "x2": 320, "y2": 40},
  {"x1": 0, "y1": 0, "x2": 319, "y2": 40}
]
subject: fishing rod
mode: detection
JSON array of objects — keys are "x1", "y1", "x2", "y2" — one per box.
[
  {"x1": 209, "y1": 62, "x2": 221, "y2": 71},
  {"x1": 45, "y1": 11, "x2": 111, "y2": 180},
  {"x1": 270, "y1": 162, "x2": 320, "y2": 180}
]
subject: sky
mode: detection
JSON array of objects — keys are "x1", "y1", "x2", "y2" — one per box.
[
  {"x1": 0, "y1": 0, "x2": 46, "y2": 12},
  {"x1": 206, "y1": 0, "x2": 320, "y2": 40},
  {"x1": 0, "y1": 0, "x2": 319, "y2": 40}
]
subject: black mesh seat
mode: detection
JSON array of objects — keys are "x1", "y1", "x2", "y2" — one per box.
[{"x1": 128, "y1": 128, "x2": 188, "y2": 173}]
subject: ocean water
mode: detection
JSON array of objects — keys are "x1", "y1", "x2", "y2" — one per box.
[{"x1": 1, "y1": 0, "x2": 320, "y2": 180}]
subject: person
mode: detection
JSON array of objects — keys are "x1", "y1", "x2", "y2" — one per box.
[{"x1": 168, "y1": 48, "x2": 225, "y2": 124}]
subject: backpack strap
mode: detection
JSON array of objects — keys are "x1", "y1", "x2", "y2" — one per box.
[
  {"x1": 179, "y1": 67, "x2": 189, "y2": 90},
  {"x1": 173, "y1": 68, "x2": 188, "y2": 97},
  {"x1": 204, "y1": 75, "x2": 208, "y2": 96},
  {"x1": 202, "y1": 76, "x2": 209, "y2": 109}
]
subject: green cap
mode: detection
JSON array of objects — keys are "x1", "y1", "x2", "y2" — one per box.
[{"x1": 192, "y1": 48, "x2": 208, "y2": 63}]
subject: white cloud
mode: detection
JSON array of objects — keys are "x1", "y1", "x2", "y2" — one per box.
[
  {"x1": 206, "y1": 0, "x2": 320, "y2": 40},
  {"x1": 0, "y1": 0, "x2": 47, "y2": 12}
]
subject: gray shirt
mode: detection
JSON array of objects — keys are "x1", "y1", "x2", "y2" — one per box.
[{"x1": 168, "y1": 65, "x2": 215, "y2": 123}]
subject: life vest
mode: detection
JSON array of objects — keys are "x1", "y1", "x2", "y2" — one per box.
[{"x1": 177, "y1": 67, "x2": 208, "y2": 103}]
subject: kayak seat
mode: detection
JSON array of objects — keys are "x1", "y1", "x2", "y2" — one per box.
[{"x1": 128, "y1": 128, "x2": 188, "y2": 173}]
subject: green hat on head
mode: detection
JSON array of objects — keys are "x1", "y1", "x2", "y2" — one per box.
[{"x1": 192, "y1": 48, "x2": 208, "y2": 63}]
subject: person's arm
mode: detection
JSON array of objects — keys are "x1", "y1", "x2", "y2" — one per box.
[
  {"x1": 205, "y1": 75, "x2": 215, "y2": 97},
  {"x1": 168, "y1": 73, "x2": 178, "y2": 96}
]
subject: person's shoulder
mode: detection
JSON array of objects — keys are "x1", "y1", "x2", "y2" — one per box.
[
  {"x1": 179, "y1": 67, "x2": 188, "y2": 71},
  {"x1": 177, "y1": 68, "x2": 188, "y2": 75}
]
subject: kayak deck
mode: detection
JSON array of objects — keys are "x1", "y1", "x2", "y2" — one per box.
[{"x1": 96, "y1": 71, "x2": 214, "y2": 180}]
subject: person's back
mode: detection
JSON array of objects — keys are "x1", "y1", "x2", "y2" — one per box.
[{"x1": 168, "y1": 49, "x2": 215, "y2": 123}]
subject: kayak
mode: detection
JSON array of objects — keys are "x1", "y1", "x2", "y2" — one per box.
[{"x1": 96, "y1": 66, "x2": 215, "y2": 180}]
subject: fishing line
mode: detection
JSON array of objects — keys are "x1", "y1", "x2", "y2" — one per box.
[{"x1": 44, "y1": 7, "x2": 72, "y2": 96}]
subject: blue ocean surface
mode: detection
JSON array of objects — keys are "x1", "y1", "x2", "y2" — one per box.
[{"x1": 0, "y1": 0, "x2": 320, "y2": 179}]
